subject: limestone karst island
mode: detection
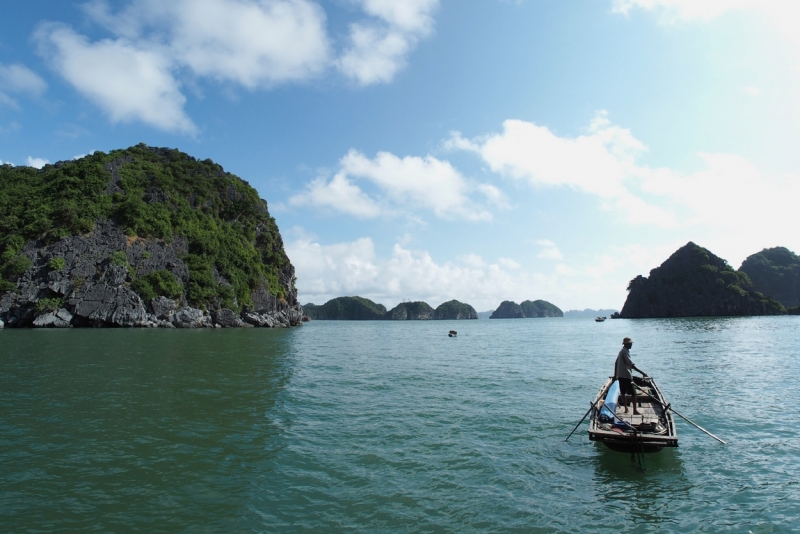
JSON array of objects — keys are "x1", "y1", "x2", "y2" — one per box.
[
  {"x1": 0, "y1": 145, "x2": 302, "y2": 328},
  {"x1": 618, "y1": 242, "x2": 800, "y2": 318},
  {"x1": 2, "y1": 146, "x2": 799, "y2": 328}
]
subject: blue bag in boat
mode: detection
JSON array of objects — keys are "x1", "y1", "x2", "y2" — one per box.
[
  {"x1": 598, "y1": 380, "x2": 619, "y2": 423},
  {"x1": 613, "y1": 420, "x2": 634, "y2": 432}
]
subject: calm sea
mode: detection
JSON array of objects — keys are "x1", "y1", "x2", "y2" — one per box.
[{"x1": 1, "y1": 317, "x2": 799, "y2": 533}]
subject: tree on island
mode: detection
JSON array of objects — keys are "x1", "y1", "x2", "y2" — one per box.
[{"x1": 621, "y1": 242, "x2": 785, "y2": 318}]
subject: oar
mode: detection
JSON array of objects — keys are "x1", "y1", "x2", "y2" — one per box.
[
  {"x1": 667, "y1": 406, "x2": 727, "y2": 445},
  {"x1": 633, "y1": 383, "x2": 726, "y2": 445},
  {"x1": 565, "y1": 401, "x2": 596, "y2": 442}
]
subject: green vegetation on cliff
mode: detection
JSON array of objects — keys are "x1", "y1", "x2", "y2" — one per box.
[
  {"x1": 739, "y1": 247, "x2": 800, "y2": 309},
  {"x1": 386, "y1": 301, "x2": 434, "y2": 320},
  {"x1": 520, "y1": 299, "x2": 563, "y2": 317},
  {"x1": 303, "y1": 296, "x2": 387, "y2": 320},
  {"x1": 490, "y1": 299, "x2": 562, "y2": 318},
  {"x1": 303, "y1": 297, "x2": 479, "y2": 320},
  {"x1": 0, "y1": 144, "x2": 292, "y2": 310},
  {"x1": 434, "y1": 300, "x2": 478, "y2": 320},
  {"x1": 621, "y1": 242, "x2": 785, "y2": 318}
]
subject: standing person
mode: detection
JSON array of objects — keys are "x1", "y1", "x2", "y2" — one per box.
[{"x1": 615, "y1": 337, "x2": 647, "y2": 415}]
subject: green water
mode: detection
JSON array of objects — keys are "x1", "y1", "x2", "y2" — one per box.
[{"x1": 1, "y1": 317, "x2": 798, "y2": 532}]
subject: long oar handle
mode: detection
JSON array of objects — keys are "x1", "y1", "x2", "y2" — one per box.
[
  {"x1": 632, "y1": 384, "x2": 726, "y2": 445},
  {"x1": 565, "y1": 401, "x2": 596, "y2": 442},
  {"x1": 669, "y1": 408, "x2": 727, "y2": 445}
]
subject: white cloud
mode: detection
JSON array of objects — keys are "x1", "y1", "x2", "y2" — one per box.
[
  {"x1": 287, "y1": 235, "x2": 548, "y2": 310},
  {"x1": 743, "y1": 86, "x2": 761, "y2": 96},
  {"x1": 289, "y1": 173, "x2": 382, "y2": 218},
  {"x1": 26, "y1": 157, "x2": 49, "y2": 169},
  {"x1": 34, "y1": 0, "x2": 438, "y2": 132},
  {"x1": 0, "y1": 63, "x2": 47, "y2": 95},
  {"x1": 611, "y1": 0, "x2": 800, "y2": 66},
  {"x1": 611, "y1": 0, "x2": 758, "y2": 21},
  {"x1": 80, "y1": 0, "x2": 330, "y2": 87},
  {"x1": 455, "y1": 112, "x2": 678, "y2": 227},
  {"x1": 457, "y1": 253, "x2": 487, "y2": 269},
  {"x1": 0, "y1": 63, "x2": 47, "y2": 109},
  {"x1": 638, "y1": 152, "x2": 800, "y2": 266},
  {"x1": 535, "y1": 239, "x2": 563, "y2": 260},
  {"x1": 290, "y1": 149, "x2": 497, "y2": 221},
  {"x1": 286, "y1": 234, "x2": 686, "y2": 311},
  {"x1": 338, "y1": 0, "x2": 439, "y2": 84},
  {"x1": 477, "y1": 183, "x2": 510, "y2": 209},
  {"x1": 497, "y1": 257, "x2": 522, "y2": 269},
  {"x1": 35, "y1": 23, "x2": 197, "y2": 134}
]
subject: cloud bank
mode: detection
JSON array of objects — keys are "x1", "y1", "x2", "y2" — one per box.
[
  {"x1": 286, "y1": 232, "x2": 684, "y2": 311},
  {"x1": 288, "y1": 110, "x2": 800, "y2": 308}
]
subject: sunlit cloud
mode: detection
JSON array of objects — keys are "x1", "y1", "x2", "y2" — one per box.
[
  {"x1": 337, "y1": 0, "x2": 439, "y2": 85},
  {"x1": 286, "y1": 234, "x2": 689, "y2": 311},
  {"x1": 26, "y1": 156, "x2": 49, "y2": 168},
  {"x1": 536, "y1": 239, "x2": 563, "y2": 260},
  {"x1": 290, "y1": 149, "x2": 497, "y2": 221},
  {"x1": 451, "y1": 112, "x2": 679, "y2": 228}
]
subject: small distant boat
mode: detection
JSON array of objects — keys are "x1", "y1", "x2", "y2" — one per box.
[
  {"x1": 448, "y1": 330, "x2": 457, "y2": 337},
  {"x1": 595, "y1": 316, "x2": 606, "y2": 322},
  {"x1": 588, "y1": 376, "x2": 678, "y2": 453}
]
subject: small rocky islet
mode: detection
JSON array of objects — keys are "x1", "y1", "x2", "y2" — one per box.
[
  {"x1": 489, "y1": 299, "x2": 563, "y2": 318},
  {"x1": 302, "y1": 297, "x2": 564, "y2": 320},
  {"x1": 0, "y1": 144, "x2": 302, "y2": 329},
  {"x1": 302, "y1": 297, "x2": 480, "y2": 320}
]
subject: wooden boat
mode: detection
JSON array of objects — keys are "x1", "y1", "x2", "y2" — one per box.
[
  {"x1": 588, "y1": 375, "x2": 678, "y2": 453},
  {"x1": 595, "y1": 316, "x2": 606, "y2": 322}
]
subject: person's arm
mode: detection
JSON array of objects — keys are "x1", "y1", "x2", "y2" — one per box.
[{"x1": 632, "y1": 364, "x2": 647, "y2": 377}]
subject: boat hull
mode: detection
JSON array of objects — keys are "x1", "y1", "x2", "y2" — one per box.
[{"x1": 588, "y1": 376, "x2": 678, "y2": 453}]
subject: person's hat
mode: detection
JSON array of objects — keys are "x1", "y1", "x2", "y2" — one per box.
[{"x1": 623, "y1": 337, "x2": 633, "y2": 344}]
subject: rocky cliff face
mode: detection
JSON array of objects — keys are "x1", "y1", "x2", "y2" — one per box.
[
  {"x1": 620, "y1": 242, "x2": 785, "y2": 318},
  {"x1": 490, "y1": 301, "x2": 525, "y2": 319},
  {"x1": 0, "y1": 145, "x2": 301, "y2": 328},
  {"x1": 386, "y1": 301, "x2": 434, "y2": 320},
  {"x1": 433, "y1": 300, "x2": 478, "y2": 320},
  {"x1": 739, "y1": 247, "x2": 800, "y2": 309}
]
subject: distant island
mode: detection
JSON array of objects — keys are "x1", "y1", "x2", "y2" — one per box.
[
  {"x1": 0, "y1": 145, "x2": 302, "y2": 329},
  {"x1": 620, "y1": 242, "x2": 789, "y2": 318},
  {"x1": 301, "y1": 297, "x2": 564, "y2": 320},
  {"x1": 489, "y1": 300, "x2": 563, "y2": 319},
  {"x1": 302, "y1": 297, "x2": 478, "y2": 320},
  {"x1": 564, "y1": 308, "x2": 619, "y2": 318}
]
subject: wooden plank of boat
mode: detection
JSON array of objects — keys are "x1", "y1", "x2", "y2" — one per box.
[{"x1": 588, "y1": 375, "x2": 678, "y2": 453}]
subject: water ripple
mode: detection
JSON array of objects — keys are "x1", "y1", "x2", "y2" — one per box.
[{"x1": 1, "y1": 318, "x2": 799, "y2": 532}]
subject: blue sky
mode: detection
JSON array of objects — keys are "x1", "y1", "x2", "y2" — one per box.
[{"x1": 2, "y1": 0, "x2": 800, "y2": 311}]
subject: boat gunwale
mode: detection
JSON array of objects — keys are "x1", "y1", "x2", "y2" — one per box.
[{"x1": 587, "y1": 375, "x2": 678, "y2": 449}]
